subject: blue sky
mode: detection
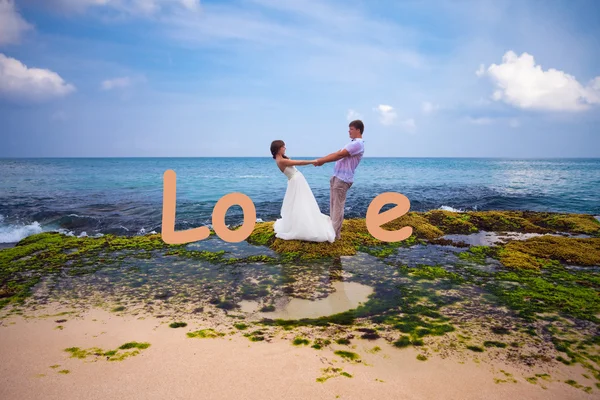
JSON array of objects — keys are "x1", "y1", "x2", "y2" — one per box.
[{"x1": 1, "y1": 0, "x2": 599, "y2": 157}]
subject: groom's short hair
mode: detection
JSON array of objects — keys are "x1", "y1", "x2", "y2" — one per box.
[{"x1": 349, "y1": 120, "x2": 364, "y2": 134}]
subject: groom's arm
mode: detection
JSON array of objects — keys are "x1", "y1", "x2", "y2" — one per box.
[{"x1": 316, "y1": 149, "x2": 350, "y2": 165}]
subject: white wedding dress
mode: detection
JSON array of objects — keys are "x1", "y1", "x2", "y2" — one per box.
[{"x1": 273, "y1": 166, "x2": 336, "y2": 243}]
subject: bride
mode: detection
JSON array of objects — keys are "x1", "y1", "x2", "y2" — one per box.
[{"x1": 270, "y1": 140, "x2": 336, "y2": 243}]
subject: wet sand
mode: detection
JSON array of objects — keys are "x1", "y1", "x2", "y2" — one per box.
[
  {"x1": 0, "y1": 305, "x2": 594, "y2": 400},
  {"x1": 239, "y1": 281, "x2": 374, "y2": 319}
]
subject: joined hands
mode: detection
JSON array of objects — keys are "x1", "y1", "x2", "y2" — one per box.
[{"x1": 312, "y1": 159, "x2": 324, "y2": 167}]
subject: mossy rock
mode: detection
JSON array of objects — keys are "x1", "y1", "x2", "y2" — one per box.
[
  {"x1": 380, "y1": 212, "x2": 444, "y2": 240},
  {"x1": 491, "y1": 271, "x2": 600, "y2": 322},
  {"x1": 458, "y1": 245, "x2": 495, "y2": 264},
  {"x1": 270, "y1": 234, "x2": 358, "y2": 259},
  {"x1": 342, "y1": 219, "x2": 382, "y2": 246},
  {"x1": 15, "y1": 232, "x2": 67, "y2": 247},
  {"x1": 497, "y1": 249, "x2": 547, "y2": 270},
  {"x1": 0, "y1": 231, "x2": 177, "y2": 309},
  {"x1": 423, "y1": 210, "x2": 478, "y2": 234},
  {"x1": 501, "y1": 236, "x2": 600, "y2": 267},
  {"x1": 259, "y1": 213, "x2": 441, "y2": 260},
  {"x1": 244, "y1": 211, "x2": 600, "y2": 261},
  {"x1": 468, "y1": 211, "x2": 550, "y2": 233},
  {"x1": 247, "y1": 222, "x2": 276, "y2": 246},
  {"x1": 259, "y1": 211, "x2": 600, "y2": 261},
  {"x1": 3, "y1": 211, "x2": 599, "y2": 311},
  {"x1": 248, "y1": 220, "x2": 368, "y2": 259},
  {"x1": 523, "y1": 212, "x2": 600, "y2": 235},
  {"x1": 187, "y1": 329, "x2": 225, "y2": 338}
]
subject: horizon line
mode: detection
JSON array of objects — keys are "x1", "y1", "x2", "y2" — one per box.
[{"x1": 1, "y1": 156, "x2": 600, "y2": 160}]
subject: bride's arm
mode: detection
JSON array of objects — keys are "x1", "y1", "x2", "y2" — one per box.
[{"x1": 279, "y1": 158, "x2": 317, "y2": 167}]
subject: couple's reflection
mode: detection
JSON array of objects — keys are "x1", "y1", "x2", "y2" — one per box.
[{"x1": 275, "y1": 258, "x2": 353, "y2": 319}]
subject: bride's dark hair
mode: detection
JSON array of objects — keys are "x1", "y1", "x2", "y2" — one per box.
[{"x1": 270, "y1": 140, "x2": 289, "y2": 159}]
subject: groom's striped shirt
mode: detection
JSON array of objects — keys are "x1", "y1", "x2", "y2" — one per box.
[{"x1": 333, "y1": 138, "x2": 364, "y2": 184}]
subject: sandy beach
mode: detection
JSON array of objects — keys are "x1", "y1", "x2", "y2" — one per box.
[{"x1": 0, "y1": 303, "x2": 595, "y2": 400}]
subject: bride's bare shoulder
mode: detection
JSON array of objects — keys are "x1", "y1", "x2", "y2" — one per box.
[{"x1": 275, "y1": 159, "x2": 286, "y2": 172}]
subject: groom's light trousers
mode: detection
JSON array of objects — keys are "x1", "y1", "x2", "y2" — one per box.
[{"x1": 330, "y1": 176, "x2": 353, "y2": 240}]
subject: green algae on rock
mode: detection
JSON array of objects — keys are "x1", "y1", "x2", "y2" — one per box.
[
  {"x1": 334, "y1": 350, "x2": 360, "y2": 361},
  {"x1": 409, "y1": 265, "x2": 465, "y2": 283},
  {"x1": 499, "y1": 236, "x2": 600, "y2": 268},
  {"x1": 234, "y1": 323, "x2": 249, "y2": 330},
  {"x1": 244, "y1": 329, "x2": 267, "y2": 341},
  {"x1": 65, "y1": 341, "x2": 151, "y2": 362},
  {"x1": 483, "y1": 341, "x2": 507, "y2": 348},
  {"x1": 458, "y1": 246, "x2": 495, "y2": 265},
  {"x1": 316, "y1": 367, "x2": 353, "y2": 383},
  {"x1": 494, "y1": 370, "x2": 518, "y2": 384},
  {"x1": 311, "y1": 338, "x2": 331, "y2": 350},
  {"x1": 292, "y1": 337, "x2": 310, "y2": 346},
  {"x1": 335, "y1": 338, "x2": 351, "y2": 345},
  {"x1": 469, "y1": 211, "x2": 550, "y2": 233},
  {"x1": 467, "y1": 345, "x2": 484, "y2": 352},
  {"x1": 243, "y1": 210, "x2": 599, "y2": 261},
  {"x1": 0, "y1": 232, "x2": 177, "y2": 309},
  {"x1": 487, "y1": 268, "x2": 600, "y2": 323},
  {"x1": 187, "y1": 329, "x2": 225, "y2": 339},
  {"x1": 536, "y1": 213, "x2": 600, "y2": 235},
  {"x1": 422, "y1": 210, "x2": 478, "y2": 234},
  {"x1": 119, "y1": 342, "x2": 150, "y2": 350}
]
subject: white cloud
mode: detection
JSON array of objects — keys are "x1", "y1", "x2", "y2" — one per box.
[
  {"x1": 374, "y1": 104, "x2": 397, "y2": 126},
  {"x1": 0, "y1": 0, "x2": 34, "y2": 45},
  {"x1": 101, "y1": 75, "x2": 146, "y2": 90},
  {"x1": 373, "y1": 104, "x2": 415, "y2": 132},
  {"x1": 0, "y1": 53, "x2": 76, "y2": 102},
  {"x1": 479, "y1": 51, "x2": 600, "y2": 111},
  {"x1": 346, "y1": 109, "x2": 362, "y2": 121},
  {"x1": 422, "y1": 101, "x2": 439, "y2": 115}
]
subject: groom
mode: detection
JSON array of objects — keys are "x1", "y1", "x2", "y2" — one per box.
[{"x1": 313, "y1": 120, "x2": 365, "y2": 241}]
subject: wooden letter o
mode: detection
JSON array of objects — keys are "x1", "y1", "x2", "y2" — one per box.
[{"x1": 212, "y1": 192, "x2": 256, "y2": 243}]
